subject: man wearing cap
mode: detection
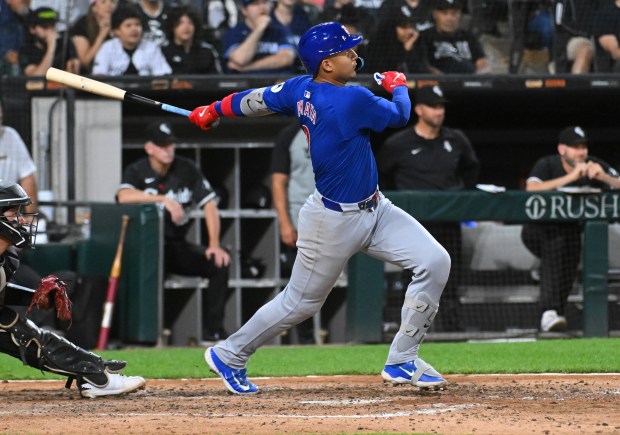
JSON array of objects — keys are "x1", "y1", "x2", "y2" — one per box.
[
  {"x1": 22, "y1": 6, "x2": 80, "y2": 76},
  {"x1": 366, "y1": 0, "x2": 432, "y2": 73},
  {"x1": 416, "y1": 0, "x2": 488, "y2": 74},
  {"x1": 521, "y1": 126, "x2": 620, "y2": 332},
  {"x1": 222, "y1": 0, "x2": 296, "y2": 74},
  {"x1": 116, "y1": 121, "x2": 231, "y2": 343},
  {"x1": 378, "y1": 85, "x2": 479, "y2": 332}
]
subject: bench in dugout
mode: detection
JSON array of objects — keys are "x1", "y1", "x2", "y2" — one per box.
[{"x1": 163, "y1": 274, "x2": 210, "y2": 346}]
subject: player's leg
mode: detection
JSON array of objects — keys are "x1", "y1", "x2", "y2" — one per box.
[
  {"x1": 365, "y1": 196, "x2": 450, "y2": 388},
  {"x1": 0, "y1": 306, "x2": 145, "y2": 398},
  {"x1": 207, "y1": 192, "x2": 375, "y2": 393}
]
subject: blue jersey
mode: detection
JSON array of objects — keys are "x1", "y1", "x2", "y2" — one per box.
[{"x1": 217, "y1": 76, "x2": 410, "y2": 203}]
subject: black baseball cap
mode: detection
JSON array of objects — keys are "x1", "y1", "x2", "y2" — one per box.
[
  {"x1": 394, "y1": 4, "x2": 418, "y2": 27},
  {"x1": 145, "y1": 122, "x2": 177, "y2": 146},
  {"x1": 558, "y1": 126, "x2": 588, "y2": 146},
  {"x1": 415, "y1": 85, "x2": 447, "y2": 106},
  {"x1": 435, "y1": 0, "x2": 463, "y2": 10},
  {"x1": 29, "y1": 7, "x2": 59, "y2": 27},
  {"x1": 111, "y1": 4, "x2": 141, "y2": 29}
]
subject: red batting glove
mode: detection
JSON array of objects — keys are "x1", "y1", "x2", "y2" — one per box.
[
  {"x1": 189, "y1": 103, "x2": 220, "y2": 131},
  {"x1": 373, "y1": 71, "x2": 408, "y2": 94}
]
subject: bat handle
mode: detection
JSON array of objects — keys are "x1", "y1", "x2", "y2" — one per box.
[{"x1": 162, "y1": 104, "x2": 191, "y2": 117}]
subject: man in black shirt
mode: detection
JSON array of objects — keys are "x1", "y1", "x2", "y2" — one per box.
[
  {"x1": 116, "y1": 122, "x2": 231, "y2": 342},
  {"x1": 416, "y1": 0, "x2": 488, "y2": 74},
  {"x1": 378, "y1": 85, "x2": 480, "y2": 331},
  {"x1": 521, "y1": 126, "x2": 620, "y2": 332}
]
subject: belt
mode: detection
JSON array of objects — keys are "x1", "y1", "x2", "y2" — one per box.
[{"x1": 321, "y1": 191, "x2": 379, "y2": 212}]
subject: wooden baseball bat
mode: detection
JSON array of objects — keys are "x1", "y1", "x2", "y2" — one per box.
[
  {"x1": 45, "y1": 67, "x2": 191, "y2": 117},
  {"x1": 96, "y1": 215, "x2": 130, "y2": 350}
]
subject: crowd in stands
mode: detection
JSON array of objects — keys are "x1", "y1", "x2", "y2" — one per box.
[{"x1": 1, "y1": 0, "x2": 619, "y2": 77}]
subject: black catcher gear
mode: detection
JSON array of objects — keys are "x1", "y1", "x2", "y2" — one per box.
[{"x1": 0, "y1": 182, "x2": 38, "y2": 248}]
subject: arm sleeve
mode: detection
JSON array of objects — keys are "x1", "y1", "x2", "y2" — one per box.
[{"x1": 213, "y1": 77, "x2": 303, "y2": 117}]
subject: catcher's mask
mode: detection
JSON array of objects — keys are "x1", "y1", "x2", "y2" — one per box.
[{"x1": 0, "y1": 182, "x2": 38, "y2": 248}]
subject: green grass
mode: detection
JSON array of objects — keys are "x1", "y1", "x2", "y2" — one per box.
[{"x1": 1, "y1": 338, "x2": 619, "y2": 381}]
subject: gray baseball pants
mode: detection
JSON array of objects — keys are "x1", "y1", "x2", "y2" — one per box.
[{"x1": 215, "y1": 190, "x2": 451, "y2": 368}]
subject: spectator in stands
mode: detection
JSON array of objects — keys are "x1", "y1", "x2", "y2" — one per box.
[
  {"x1": 552, "y1": 0, "x2": 597, "y2": 73},
  {"x1": 0, "y1": 0, "x2": 30, "y2": 76},
  {"x1": 162, "y1": 5, "x2": 222, "y2": 74},
  {"x1": 417, "y1": 0, "x2": 489, "y2": 74},
  {"x1": 31, "y1": 0, "x2": 90, "y2": 31},
  {"x1": 521, "y1": 126, "x2": 620, "y2": 332},
  {"x1": 377, "y1": 85, "x2": 480, "y2": 332},
  {"x1": 92, "y1": 4, "x2": 172, "y2": 76},
  {"x1": 271, "y1": 0, "x2": 313, "y2": 46},
  {"x1": 320, "y1": 0, "x2": 373, "y2": 38},
  {"x1": 70, "y1": 0, "x2": 117, "y2": 73},
  {"x1": 270, "y1": 120, "x2": 316, "y2": 344},
  {"x1": 136, "y1": 0, "x2": 172, "y2": 47},
  {"x1": 468, "y1": 0, "x2": 506, "y2": 37},
  {"x1": 116, "y1": 121, "x2": 231, "y2": 343},
  {"x1": 222, "y1": 0, "x2": 296, "y2": 74},
  {"x1": 271, "y1": 0, "x2": 313, "y2": 72},
  {"x1": 593, "y1": 0, "x2": 620, "y2": 72},
  {"x1": 366, "y1": 0, "x2": 431, "y2": 73},
  {"x1": 22, "y1": 6, "x2": 81, "y2": 76},
  {"x1": 196, "y1": 0, "x2": 239, "y2": 52}
]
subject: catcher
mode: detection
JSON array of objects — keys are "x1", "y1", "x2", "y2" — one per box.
[{"x1": 0, "y1": 182, "x2": 145, "y2": 398}]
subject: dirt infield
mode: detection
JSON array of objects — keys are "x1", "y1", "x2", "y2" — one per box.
[{"x1": 1, "y1": 374, "x2": 619, "y2": 434}]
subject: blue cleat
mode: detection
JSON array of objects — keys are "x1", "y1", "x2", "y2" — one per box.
[
  {"x1": 204, "y1": 347, "x2": 259, "y2": 395},
  {"x1": 381, "y1": 358, "x2": 447, "y2": 389}
]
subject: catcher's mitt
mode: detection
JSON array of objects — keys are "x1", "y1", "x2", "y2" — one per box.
[{"x1": 25, "y1": 275, "x2": 72, "y2": 326}]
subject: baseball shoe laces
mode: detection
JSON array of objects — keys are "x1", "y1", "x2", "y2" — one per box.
[
  {"x1": 381, "y1": 358, "x2": 447, "y2": 389},
  {"x1": 204, "y1": 347, "x2": 259, "y2": 395},
  {"x1": 79, "y1": 373, "x2": 145, "y2": 398}
]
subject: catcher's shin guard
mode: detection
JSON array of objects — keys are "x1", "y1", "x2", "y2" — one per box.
[{"x1": 0, "y1": 307, "x2": 126, "y2": 388}]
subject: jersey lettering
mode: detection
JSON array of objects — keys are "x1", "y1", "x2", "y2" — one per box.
[{"x1": 296, "y1": 100, "x2": 316, "y2": 125}]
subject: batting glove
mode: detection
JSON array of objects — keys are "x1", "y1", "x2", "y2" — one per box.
[
  {"x1": 374, "y1": 71, "x2": 408, "y2": 94},
  {"x1": 189, "y1": 103, "x2": 221, "y2": 131}
]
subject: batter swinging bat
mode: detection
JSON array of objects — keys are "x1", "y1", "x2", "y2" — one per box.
[
  {"x1": 96, "y1": 215, "x2": 130, "y2": 350},
  {"x1": 45, "y1": 67, "x2": 191, "y2": 117}
]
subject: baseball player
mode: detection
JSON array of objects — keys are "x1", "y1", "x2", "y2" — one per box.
[
  {"x1": 0, "y1": 182, "x2": 145, "y2": 398},
  {"x1": 189, "y1": 22, "x2": 451, "y2": 395}
]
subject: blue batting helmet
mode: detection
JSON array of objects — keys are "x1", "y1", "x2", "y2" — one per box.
[{"x1": 298, "y1": 22, "x2": 363, "y2": 76}]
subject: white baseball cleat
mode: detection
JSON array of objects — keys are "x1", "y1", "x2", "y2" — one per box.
[
  {"x1": 79, "y1": 373, "x2": 146, "y2": 398},
  {"x1": 540, "y1": 310, "x2": 567, "y2": 332}
]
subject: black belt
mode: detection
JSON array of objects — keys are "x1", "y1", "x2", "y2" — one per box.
[{"x1": 321, "y1": 191, "x2": 379, "y2": 212}]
